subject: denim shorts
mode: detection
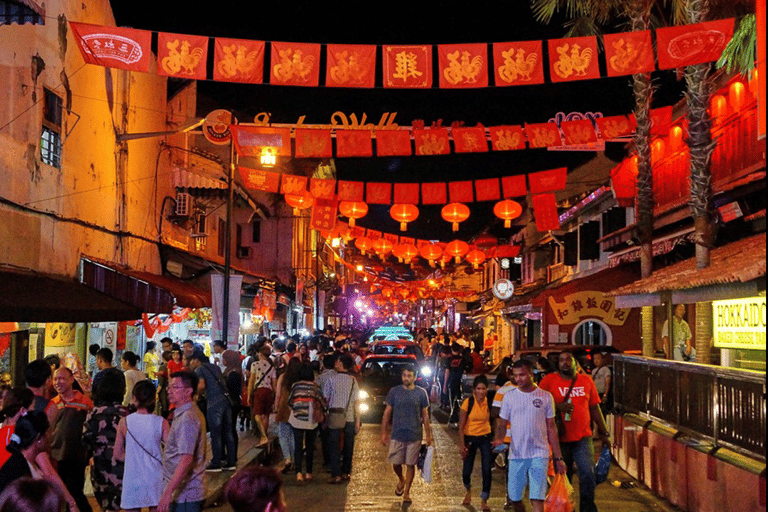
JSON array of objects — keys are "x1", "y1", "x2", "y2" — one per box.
[{"x1": 508, "y1": 457, "x2": 549, "y2": 501}]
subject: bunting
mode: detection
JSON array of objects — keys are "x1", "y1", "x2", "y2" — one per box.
[
  {"x1": 271, "y1": 42, "x2": 321, "y2": 86},
  {"x1": 452, "y1": 126, "x2": 489, "y2": 153},
  {"x1": 493, "y1": 40, "x2": 545, "y2": 86},
  {"x1": 438, "y1": 43, "x2": 489, "y2": 88},
  {"x1": 531, "y1": 193, "x2": 560, "y2": 231},
  {"x1": 238, "y1": 167, "x2": 280, "y2": 193},
  {"x1": 490, "y1": 126, "x2": 526, "y2": 151},
  {"x1": 69, "y1": 22, "x2": 152, "y2": 72},
  {"x1": 394, "y1": 183, "x2": 420, "y2": 205},
  {"x1": 336, "y1": 129, "x2": 373, "y2": 157},
  {"x1": 604, "y1": 31, "x2": 655, "y2": 77},
  {"x1": 414, "y1": 128, "x2": 450, "y2": 155},
  {"x1": 326, "y1": 44, "x2": 376, "y2": 88},
  {"x1": 548, "y1": 36, "x2": 600, "y2": 82},
  {"x1": 656, "y1": 18, "x2": 735, "y2": 70},
  {"x1": 213, "y1": 38, "x2": 265, "y2": 83},
  {"x1": 384, "y1": 45, "x2": 432, "y2": 89},
  {"x1": 295, "y1": 129, "x2": 333, "y2": 158},
  {"x1": 157, "y1": 32, "x2": 208, "y2": 79},
  {"x1": 421, "y1": 182, "x2": 448, "y2": 205},
  {"x1": 376, "y1": 130, "x2": 413, "y2": 156}
]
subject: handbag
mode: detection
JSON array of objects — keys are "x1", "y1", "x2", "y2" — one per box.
[
  {"x1": 327, "y1": 379, "x2": 355, "y2": 430},
  {"x1": 312, "y1": 395, "x2": 327, "y2": 425},
  {"x1": 554, "y1": 377, "x2": 577, "y2": 438}
]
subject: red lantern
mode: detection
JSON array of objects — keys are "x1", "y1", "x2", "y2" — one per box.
[
  {"x1": 465, "y1": 249, "x2": 486, "y2": 269},
  {"x1": 284, "y1": 194, "x2": 314, "y2": 215},
  {"x1": 669, "y1": 125, "x2": 684, "y2": 151},
  {"x1": 651, "y1": 138, "x2": 666, "y2": 164},
  {"x1": 373, "y1": 238, "x2": 394, "y2": 260},
  {"x1": 445, "y1": 240, "x2": 469, "y2": 263},
  {"x1": 493, "y1": 199, "x2": 522, "y2": 228},
  {"x1": 390, "y1": 204, "x2": 419, "y2": 231},
  {"x1": 393, "y1": 243, "x2": 418, "y2": 263},
  {"x1": 441, "y1": 203, "x2": 470, "y2": 232},
  {"x1": 419, "y1": 244, "x2": 443, "y2": 267},
  {"x1": 339, "y1": 201, "x2": 368, "y2": 227},
  {"x1": 728, "y1": 81, "x2": 746, "y2": 111},
  {"x1": 494, "y1": 245, "x2": 521, "y2": 258},
  {"x1": 355, "y1": 236, "x2": 373, "y2": 255},
  {"x1": 710, "y1": 94, "x2": 728, "y2": 121}
]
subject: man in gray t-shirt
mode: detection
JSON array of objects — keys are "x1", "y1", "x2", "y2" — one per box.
[{"x1": 381, "y1": 365, "x2": 432, "y2": 505}]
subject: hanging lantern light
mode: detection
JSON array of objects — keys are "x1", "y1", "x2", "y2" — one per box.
[
  {"x1": 728, "y1": 81, "x2": 746, "y2": 111},
  {"x1": 493, "y1": 199, "x2": 523, "y2": 228},
  {"x1": 392, "y1": 243, "x2": 406, "y2": 263},
  {"x1": 284, "y1": 194, "x2": 314, "y2": 216},
  {"x1": 355, "y1": 236, "x2": 374, "y2": 255},
  {"x1": 372, "y1": 238, "x2": 394, "y2": 260},
  {"x1": 710, "y1": 94, "x2": 728, "y2": 121},
  {"x1": 669, "y1": 125, "x2": 684, "y2": 151},
  {"x1": 445, "y1": 240, "x2": 469, "y2": 264},
  {"x1": 390, "y1": 204, "x2": 419, "y2": 231},
  {"x1": 749, "y1": 68, "x2": 759, "y2": 97},
  {"x1": 399, "y1": 243, "x2": 419, "y2": 264},
  {"x1": 465, "y1": 249, "x2": 486, "y2": 269},
  {"x1": 339, "y1": 201, "x2": 368, "y2": 227},
  {"x1": 419, "y1": 243, "x2": 443, "y2": 267},
  {"x1": 441, "y1": 203, "x2": 470, "y2": 232}
]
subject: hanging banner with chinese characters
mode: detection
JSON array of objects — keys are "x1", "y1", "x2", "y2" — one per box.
[
  {"x1": 238, "y1": 167, "x2": 280, "y2": 193},
  {"x1": 376, "y1": 130, "x2": 412, "y2": 156},
  {"x1": 604, "y1": 31, "x2": 655, "y2": 77},
  {"x1": 336, "y1": 129, "x2": 373, "y2": 157},
  {"x1": 438, "y1": 43, "x2": 488, "y2": 88},
  {"x1": 490, "y1": 125, "x2": 526, "y2": 151},
  {"x1": 157, "y1": 32, "x2": 208, "y2": 80},
  {"x1": 394, "y1": 183, "x2": 420, "y2": 205},
  {"x1": 656, "y1": 18, "x2": 735, "y2": 70},
  {"x1": 548, "y1": 36, "x2": 600, "y2": 82},
  {"x1": 414, "y1": 128, "x2": 450, "y2": 155},
  {"x1": 337, "y1": 180, "x2": 365, "y2": 202},
  {"x1": 231, "y1": 126, "x2": 292, "y2": 157},
  {"x1": 525, "y1": 122, "x2": 563, "y2": 148},
  {"x1": 421, "y1": 182, "x2": 448, "y2": 205},
  {"x1": 213, "y1": 38, "x2": 265, "y2": 83},
  {"x1": 326, "y1": 44, "x2": 377, "y2": 88},
  {"x1": 548, "y1": 291, "x2": 631, "y2": 326},
  {"x1": 295, "y1": 129, "x2": 333, "y2": 158},
  {"x1": 271, "y1": 42, "x2": 321, "y2": 86},
  {"x1": 452, "y1": 126, "x2": 489, "y2": 153},
  {"x1": 310, "y1": 199, "x2": 339, "y2": 231},
  {"x1": 70, "y1": 22, "x2": 152, "y2": 72},
  {"x1": 383, "y1": 45, "x2": 432, "y2": 88},
  {"x1": 531, "y1": 193, "x2": 560, "y2": 231},
  {"x1": 493, "y1": 40, "x2": 545, "y2": 86}
]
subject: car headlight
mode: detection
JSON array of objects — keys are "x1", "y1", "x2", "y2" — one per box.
[
  {"x1": 420, "y1": 366, "x2": 433, "y2": 378},
  {"x1": 358, "y1": 390, "x2": 370, "y2": 400},
  {"x1": 359, "y1": 403, "x2": 370, "y2": 413}
]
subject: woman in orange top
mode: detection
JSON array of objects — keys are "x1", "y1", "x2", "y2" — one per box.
[{"x1": 458, "y1": 374, "x2": 493, "y2": 512}]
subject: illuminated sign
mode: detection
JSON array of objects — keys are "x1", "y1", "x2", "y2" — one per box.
[
  {"x1": 713, "y1": 297, "x2": 766, "y2": 350},
  {"x1": 493, "y1": 279, "x2": 515, "y2": 300},
  {"x1": 548, "y1": 291, "x2": 630, "y2": 326}
]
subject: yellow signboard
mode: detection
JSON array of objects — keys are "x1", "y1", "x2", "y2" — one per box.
[
  {"x1": 548, "y1": 290, "x2": 630, "y2": 326},
  {"x1": 44, "y1": 323, "x2": 77, "y2": 347},
  {"x1": 713, "y1": 297, "x2": 766, "y2": 350}
]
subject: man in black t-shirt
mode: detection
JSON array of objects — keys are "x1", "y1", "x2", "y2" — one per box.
[{"x1": 443, "y1": 343, "x2": 467, "y2": 424}]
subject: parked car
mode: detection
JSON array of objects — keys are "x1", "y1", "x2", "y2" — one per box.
[
  {"x1": 369, "y1": 341, "x2": 425, "y2": 362},
  {"x1": 357, "y1": 354, "x2": 430, "y2": 420}
]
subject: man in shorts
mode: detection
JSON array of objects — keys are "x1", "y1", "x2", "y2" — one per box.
[
  {"x1": 380, "y1": 364, "x2": 432, "y2": 505},
  {"x1": 493, "y1": 360, "x2": 567, "y2": 512}
]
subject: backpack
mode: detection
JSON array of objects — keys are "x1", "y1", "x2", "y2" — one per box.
[
  {"x1": 466, "y1": 396, "x2": 494, "y2": 430},
  {"x1": 272, "y1": 353, "x2": 287, "y2": 376}
]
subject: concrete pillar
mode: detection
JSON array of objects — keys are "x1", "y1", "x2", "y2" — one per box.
[
  {"x1": 642, "y1": 306, "x2": 655, "y2": 357},
  {"x1": 695, "y1": 301, "x2": 712, "y2": 364}
]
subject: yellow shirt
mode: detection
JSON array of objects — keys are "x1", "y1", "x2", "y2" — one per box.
[{"x1": 460, "y1": 397, "x2": 492, "y2": 436}]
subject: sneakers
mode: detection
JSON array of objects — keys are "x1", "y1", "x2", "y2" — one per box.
[
  {"x1": 206, "y1": 464, "x2": 223, "y2": 472},
  {"x1": 223, "y1": 463, "x2": 237, "y2": 471}
]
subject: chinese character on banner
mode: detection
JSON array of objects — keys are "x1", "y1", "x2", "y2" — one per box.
[
  {"x1": 69, "y1": 22, "x2": 153, "y2": 72},
  {"x1": 336, "y1": 130, "x2": 373, "y2": 157},
  {"x1": 326, "y1": 44, "x2": 376, "y2": 88},
  {"x1": 280, "y1": 175, "x2": 309, "y2": 195},
  {"x1": 384, "y1": 45, "x2": 432, "y2": 88},
  {"x1": 421, "y1": 182, "x2": 448, "y2": 205},
  {"x1": 231, "y1": 126, "x2": 291, "y2": 157},
  {"x1": 394, "y1": 183, "x2": 420, "y2": 205},
  {"x1": 295, "y1": 129, "x2": 333, "y2": 158},
  {"x1": 414, "y1": 128, "x2": 450, "y2": 155},
  {"x1": 366, "y1": 183, "x2": 391, "y2": 205},
  {"x1": 561, "y1": 119, "x2": 597, "y2": 146},
  {"x1": 604, "y1": 31, "x2": 655, "y2": 77},
  {"x1": 529, "y1": 167, "x2": 567, "y2": 194},
  {"x1": 310, "y1": 178, "x2": 337, "y2": 200},
  {"x1": 452, "y1": 126, "x2": 489, "y2": 153},
  {"x1": 474, "y1": 178, "x2": 501, "y2": 202},
  {"x1": 238, "y1": 167, "x2": 280, "y2": 193},
  {"x1": 376, "y1": 130, "x2": 412, "y2": 157},
  {"x1": 157, "y1": 32, "x2": 209, "y2": 80},
  {"x1": 213, "y1": 38, "x2": 265, "y2": 83},
  {"x1": 531, "y1": 193, "x2": 560, "y2": 231},
  {"x1": 310, "y1": 199, "x2": 339, "y2": 231},
  {"x1": 490, "y1": 126, "x2": 526, "y2": 151},
  {"x1": 337, "y1": 180, "x2": 365, "y2": 202},
  {"x1": 525, "y1": 123, "x2": 563, "y2": 148},
  {"x1": 493, "y1": 40, "x2": 544, "y2": 86},
  {"x1": 448, "y1": 181, "x2": 474, "y2": 203},
  {"x1": 501, "y1": 175, "x2": 527, "y2": 198},
  {"x1": 595, "y1": 115, "x2": 635, "y2": 140},
  {"x1": 271, "y1": 42, "x2": 321, "y2": 86},
  {"x1": 656, "y1": 18, "x2": 735, "y2": 70},
  {"x1": 438, "y1": 43, "x2": 488, "y2": 88},
  {"x1": 548, "y1": 36, "x2": 600, "y2": 82}
]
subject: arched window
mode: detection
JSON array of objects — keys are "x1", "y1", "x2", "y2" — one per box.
[{"x1": 572, "y1": 319, "x2": 612, "y2": 346}]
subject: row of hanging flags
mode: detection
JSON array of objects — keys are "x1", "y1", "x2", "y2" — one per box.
[{"x1": 69, "y1": 18, "x2": 734, "y2": 88}]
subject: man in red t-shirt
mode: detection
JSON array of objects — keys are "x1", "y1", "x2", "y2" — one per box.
[{"x1": 540, "y1": 351, "x2": 609, "y2": 512}]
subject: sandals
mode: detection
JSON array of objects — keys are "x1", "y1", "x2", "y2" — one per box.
[
  {"x1": 327, "y1": 476, "x2": 343, "y2": 484},
  {"x1": 395, "y1": 483, "x2": 404, "y2": 496}
]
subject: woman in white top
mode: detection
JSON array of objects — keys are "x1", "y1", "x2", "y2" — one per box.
[
  {"x1": 121, "y1": 351, "x2": 147, "y2": 407},
  {"x1": 114, "y1": 380, "x2": 169, "y2": 511}
]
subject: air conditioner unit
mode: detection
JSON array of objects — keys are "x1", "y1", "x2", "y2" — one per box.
[
  {"x1": 236, "y1": 246, "x2": 253, "y2": 259},
  {"x1": 191, "y1": 212, "x2": 208, "y2": 238},
  {"x1": 175, "y1": 192, "x2": 193, "y2": 217}
]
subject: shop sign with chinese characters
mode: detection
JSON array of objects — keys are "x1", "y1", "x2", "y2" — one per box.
[
  {"x1": 713, "y1": 297, "x2": 766, "y2": 350},
  {"x1": 548, "y1": 291, "x2": 630, "y2": 326}
]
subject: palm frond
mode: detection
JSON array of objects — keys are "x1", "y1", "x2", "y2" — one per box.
[
  {"x1": 530, "y1": 0, "x2": 562, "y2": 24},
  {"x1": 717, "y1": 14, "x2": 756, "y2": 76},
  {"x1": 563, "y1": 16, "x2": 603, "y2": 38}
]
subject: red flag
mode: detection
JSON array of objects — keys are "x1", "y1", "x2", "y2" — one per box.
[
  {"x1": 596, "y1": 115, "x2": 635, "y2": 140},
  {"x1": 394, "y1": 183, "x2": 420, "y2": 205},
  {"x1": 493, "y1": 41, "x2": 544, "y2": 86},
  {"x1": 238, "y1": 166, "x2": 280, "y2": 193},
  {"x1": 350, "y1": 225, "x2": 366, "y2": 239},
  {"x1": 366, "y1": 183, "x2": 392, "y2": 205},
  {"x1": 337, "y1": 181, "x2": 365, "y2": 202},
  {"x1": 548, "y1": 36, "x2": 600, "y2": 82},
  {"x1": 383, "y1": 45, "x2": 432, "y2": 88},
  {"x1": 157, "y1": 32, "x2": 209, "y2": 80},
  {"x1": 449, "y1": 181, "x2": 474, "y2": 203},
  {"x1": 326, "y1": 44, "x2": 376, "y2": 88},
  {"x1": 501, "y1": 175, "x2": 527, "y2": 198},
  {"x1": 231, "y1": 126, "x2": 291, "y2": 157},
  {"x1": 310, "y1": 178, "x2": 337, "y2": 200},
  {"x1": 611, "y1": 159, "x2": 637, "y2": 208},
  {"x1": 336, "y1": 130, "x2": 373, "y2": 157},
  {"x1": 561, "y1": 119, "x2": 597, "y2": 146},
  {"x1": 490, "y1": 126, "x2": 526, "y2": 151},
  {"x1": 270, "y1": 42, "x2": 321, "y2": 86},
  {"x1": 383, "y1": 232, "x2": 400, "y2": 245},
  {"x1": 438, "y1": 43, "x2": 488, "y2": 88},
  {"x1": 295, "y1": 129, "x2": 333, "y2": 158},
  {"x1": 474, "y1": 178, "x2": 501, "y2": 202},
  {"x1": 452, "y1": 126, "x2": 488, "y2": 153},
  {"x1": 213, "y1": 38, "x2": 265, "y2": 83},
  {"x1": 281, "y1": 175, "x2": 309, "y2": 195},
  {"x1": 310, "y1": 199, "x2": 338, "y2": 232},
  {"x1": 69, "y1": 22, "x2": 152, "y2": 72},
  {"x1": 604, "y1": 31, "x2": 655, "y2": 77},
  {"x1": 529, "y1": 167, "x2": 567, "y2": 194},
  {"x1": 650, "y1": 106, "x2": 672, "y2": 137},
  {"x1": 414, "y1": 128, "x2": 450, "y2": 156},
  {"x1": 656, "y1": 19, "x2": 735, "y2": 70},
  {"x1": 525, "y1": 123, "x2": 563, "y2": 148},
  {"x1": 421, "y1": 182, "x2": 448, "y2": 205},
  {"x1": 376, "y1": 130, "x2": 412, "y2": 156},
  {"x1": 366, "y1": 229, "x2": 382, "y2": 241},
  {"x1": 531, "y1": 193, "x2": 560, "y2": 231}
]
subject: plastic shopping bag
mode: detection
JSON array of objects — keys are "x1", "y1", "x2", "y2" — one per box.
[
  {"x1": 544, "y1": 473, "x2": 574, "y2": 512},
  {"x1": 595, "y1": 445, "x2": 612, "y2": 484},
  {"x1": 419, "y1": 445, "x2": 434, "y2": 484}
]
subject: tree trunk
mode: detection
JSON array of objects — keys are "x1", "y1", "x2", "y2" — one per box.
[{"x1": 694, "y1": 301, "x2": 713, "y2": 364}]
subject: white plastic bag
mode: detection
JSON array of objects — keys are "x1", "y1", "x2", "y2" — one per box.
[{"x1": 420, "y1": 445, "x2": 434, "y2": 484}]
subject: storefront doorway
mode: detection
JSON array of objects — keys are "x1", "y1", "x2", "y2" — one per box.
[{"x1": 572, "y1": 319, "x2": 611, "y2": 346}]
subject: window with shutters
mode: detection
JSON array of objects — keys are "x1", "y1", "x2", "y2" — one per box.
[{"x1": 41, "y1": 88, "x2": 62, "y2": 168}]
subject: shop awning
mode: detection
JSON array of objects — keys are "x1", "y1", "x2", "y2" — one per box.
[
  {"x1": 609, "y1": 233, "x2": 766, "y2": 307},
  {"x1": 81, "y1": 258, "x2": 211, "y2": 312},
  {"x1": 0, "y1": 267, "x2": 142, "y2": 322},
  {"x1": 0, "y1": 0, "x2": 45, "y2": 25}
]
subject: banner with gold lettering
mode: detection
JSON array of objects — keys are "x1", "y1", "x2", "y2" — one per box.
[
  {"x1": 376, "y1": 130, "x2": 412, "y2": 156},
  {"x1": 490, "y1": 125, "x2": 526, "y2": 151},
  {"x1": 604, "y1": 31, "x2": 655, "y2": 77},
  {"x1": 561, "y1": 119, "x2": 597, "y2": 146},
  {"x1": 336, "y1": 130, "x2": 373, "y2": 157},
  {"x1": 438, "y1": 43, "x2": 488, "y2": 88},
  {"x1": 493, "y1": 40, "x2": 544, "y2": 86},
  {"x1": 337, "y1": 180, "x2": 365, "y2": 202},
  {"x1": 414, "y1": 128, "x2": 450, "y2": 155},
  {"x1": 157, "y1": 32, "x2": 209, "y2": 79},
  {"x1": 452, "y1": 126, "x2": 489, "y2": 153},
  {"x1": 656, "y1": 18, "x2": 734, "y2": 70},
  {"x1": 501, "y1": 175, "x2": 526, "y2": 198},
  {"x1": 366, "y1": 182, "x2": 392, "y2": 205},
  {"x1": 270, "y1": 42, "x2": 321, "y2": 86},
  {"x1": 280, "y1": 175, "x2": 309, "y2": 195},
  {"x1": 474, "y1": 178, "x2": 501, "y2": 202},
  {"x1": 295, "y1": 128, "x2": 333, "y2": 158},
  {"x1": 525, "y1": 122, "x2": 563, "y2": 148},
  {"x1": 213, "y1": 38, "x2": 265, "y2": 83},
  {"x1": 394, "y1": 183, "x2": 420, "y2": 205},
  {"x1": 449, "y1": 181, "x2": 474, "y2": 203},
  {"x1": 548, "y1": 290, "x2": 630, "y2": 326},
  {"x1": 326, "y1": 44, "x2": 376, "y2": 88},
  {"x1": 310, "y1": 199, "x2": 338, "y2": 231},
  {"x1": 529, "y1": 167, "x2": 567, "y2": 194},
  {"x1": 231, "y1": 126, "x2": 291, "y2": 157},
  {"x1": 531, "y1": 193, "x2": 560, "y2": 231},
  {"x1": 421, "y1": 182, "x2": 448, "y2": 205},
  {"x1": 383, "y1": 45, "x2": 432, "y2": 89},
  {"x1": 238, "y1": 166, "x2": 280, "y2": 193},
  {"x1": 548, "y1": 36, "x2": 600, "y2": 82},
  {"x1": 310, "y1": 178, "x2": 337, "y2": 200},
  {"x1": 69, "y1": 22, "x2": 152, "y2": 72},
  {"x1": 596, "y1": 115, "x2": 635, "y2": 140}
]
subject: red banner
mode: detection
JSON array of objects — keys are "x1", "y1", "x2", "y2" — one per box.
[
  {"x1": 438, "y1": 43, "x2": 488, "y2": 88},
  {"x1": 656, "y1": 18, "x2": 735, "y2": 70},
  {"x1": 295, "y1": 129, "x2": 333, "y2": 158},
  {"x1": 239, "y1": 166, "x2": 280, "y2": 193},
  {"x1": 281, "y1": 175, "x2": 309, "y2": 195},
  {"x1": 394, "y1": 183, "x2": 420, "y2": 204},
  {"x1": 490, "y1": 126, "x2": 526, "y2": 151},
  {"x1": 213, "y1": 38, "x2": 265, "y2": 83},
  {"x1": 310, "y1": 199, "x2": 338, "y2": 231},
  {"x1": 157, "y1": 32, "x2": 209, "y2": 79},
  {"x1": 525, "y1": 123, "x2": 563, "y2": 148},
  {"x1": 596, "y1": 115, "x2": 635, "y2": 140},
  {"x1": 561, "y1": 119, "x2": 597, "y2": 146},
  {"x1": 366, "y1": 182, "x2": 391, "y2": 204},
  {"x1": 452, "y1": 126, "x2": 489, "y2": 153},
  {"x1": 529, "y1": 167, "x2": 567, "y2": 194},
  {"x1": 414, "y1": 128, "x2": 450, "y2": 155},
  {"x1": 326, "y1": 44, "x2": 376, "y2": 88},
  {"x1": 336, "y1": 130, "x2": 373, "y2": 157},
  {"x1": 421, "y1": 182, "x2": 448, "y2": 205},
  {"x1": 449, "y1": 181, "x2": 474, "y2": 203},
  {"x1": 531, "y1": 193, "x2": 560, "y2": 231},
  {"x1": 383, "y1": 232, "x2": 400, "y2": 244},
  {"x1": 548, "y1": 36, "x2": 600, "y2": 82},
  {"x1": 493, "y1": 40, "x2": 545, "y2": 86},
  {"x1": 604, "y1": 31, "x2": 655, "y2": 77},
  {"x1": 383, "y1": 45, "x2": 432, "y2": 88},
  {"x1": 337, "y1": 180, "x2": 365, "y2": 202},
  {"x1": 611, "y1": 159, "x2": 637, "y2": 208},
  {"x1": 376, "y1": 130, "x2": 412, "y2": 156},
  {"x1": 366, "y1": 229, "x2": 382, "y2": 241},
  {"x1": 310, "y1": 178, "x2": 337, "y2": 200},
  {"x1": 501, "y1": 175, "x2": 527, "y2": 198},
  {"x1": 231, "y1": 126, "x2": 291, "y2": 157},
  {"x1": 69, "y1": 22, "x2": 152, "y2": 72},
  {"x1": 270, "y1": 42, "x2": 321, "y2": 86},
  {"x1": 474, "y1": 178, "x2": 501, "y2": 202}
]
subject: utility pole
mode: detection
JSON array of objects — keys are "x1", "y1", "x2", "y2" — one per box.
[{"x1": 222, "y1": 112, "x2": 236, "y2": 347}]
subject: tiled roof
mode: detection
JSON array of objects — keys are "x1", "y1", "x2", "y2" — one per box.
[{"x1": 608, "y1": 233, "x2": 766, "y2": 296}]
